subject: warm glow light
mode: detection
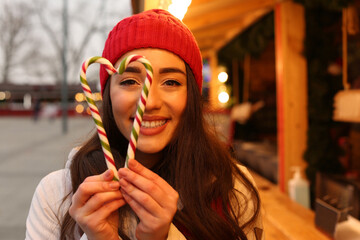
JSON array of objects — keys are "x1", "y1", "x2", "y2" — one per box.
[
  {"x1": 218, "y1": 91, "x2": 229, "y2": 103},
  {"x1": 0, "y1": 92, "x2": 5, "y2": 101},
  {"x1": 5, "y1": 91, "x2": 11, "y2": 99},
  {"x1": 75, "y1": 92, "x2": 101, "y2": 102},
  {"x1": 75, "y1": 104, "x2": 84, "y2": 114},
  {"x1": 168, "y1": 0, "x2": 192, "y2": 20},
  {"x1": 0, "y1": 91, "x2": 11, "y2": 100},
  {"x1": 75, "y1": 93, "x2": 85, "y2": 102},
  {"x1": 94, "y1": 92, "x2": 102, "y2": 101},
  {"x1": 218, "y1": 72, "x2": 228, "y2": 83}
]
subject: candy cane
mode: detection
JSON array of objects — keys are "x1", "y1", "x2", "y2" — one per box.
[
  {"x1": 80, "y1": 56, "x2": 119, "y2": 180},
  {"x1": 118, "y1": 55, "x2": 153, "y2": 168},
  {"x1": 80, "y1": 55, "x2": 153, "y2": 180}
]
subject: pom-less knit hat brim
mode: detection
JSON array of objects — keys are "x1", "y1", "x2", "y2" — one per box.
[{"x1": 100, "y1": 9, "x2": 203, "y2": 94}]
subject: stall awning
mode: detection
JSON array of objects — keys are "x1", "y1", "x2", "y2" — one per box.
[{"x1": 182, "y1": 0, "x2": 284, "y2": 58}]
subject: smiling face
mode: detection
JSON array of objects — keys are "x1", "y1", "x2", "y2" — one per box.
[{"x1": 110, "y1": 49, "x2": 187, "y2": 160}]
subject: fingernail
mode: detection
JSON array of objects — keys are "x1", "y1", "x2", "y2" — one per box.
[{"x1": 105, "y1": 169, "x2": 112, "y2": 178}]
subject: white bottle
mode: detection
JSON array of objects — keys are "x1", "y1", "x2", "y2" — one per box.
[{"x1": 288, "y1": 167, "x2": 310, "y2": 208}]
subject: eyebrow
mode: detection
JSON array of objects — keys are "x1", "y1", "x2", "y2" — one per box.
[
  {"x1": 124, "y1": 66, "x2": 142, "y2": 73},
  {"x1": 159, "y1": 67, "x2": 186, "y2": 75},
  {"x1": 124, "y1": 66, "x2": 186, "y2": 75}
]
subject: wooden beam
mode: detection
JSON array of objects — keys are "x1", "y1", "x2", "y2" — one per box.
[
  {"x1": 184, "y1": 0, "x2": 284, "y2": 31},
  {"x1": 191, "y1": 8, "x2": 269, "y2": 39},
  {"x1": 188, "y1": 0, "x2": 221, "y2": 8},
  {"x1": 194, "y1": 8, "x2": 270, "y2": 54},
  {"x1": 211, "y1": 8, "x2": 271, "y2": 52},
  {"x1": 186, "y1": 0, "x2": 249, "y2": 17},
  {"x1": 274, "y1": 1, "x2": 308, "y2": 192},
  {"x1": 200, "y1": 49, "x2": 215, "y2": 59},
  {"x1": 186, "y1": 0, "x2": 282, "y2": 18}
]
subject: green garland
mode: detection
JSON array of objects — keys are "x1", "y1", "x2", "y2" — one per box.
[
  {"x1": 218, "y1": 12, "x2": 274, "y2": 105},
  {"x1": 218, "y1": 12, "x2": 274, "y2": 64}
]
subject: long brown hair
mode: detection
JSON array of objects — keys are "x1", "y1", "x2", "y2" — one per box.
[{"x1": 60, "y1": 64, "x2": 260, "y2": 240}]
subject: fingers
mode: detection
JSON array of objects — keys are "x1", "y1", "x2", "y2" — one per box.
[
  {"x1": 121, "y1": 179, "x2": 176, "y2": 230},
  {"x1": 128, "y1": 159, "x2": 174, "y2": 193},
  {"x1": 118, "y1": 159, "x2": 179, "y2": 206},
  {"x1": 76, "y1": 200, "x2": 122, "y2": 235},
  {"x1": 71, "y1": 169, "x2": 119, "y2": 208},
  {"x1": 119, "y1": 168, "x2": 165, "y2": 207},
  {"x1": 121, "y1": 188, "x2": 156, "y2": 220},
  {"x1": 72, "y1": 192, "x2": 125, "y2": 225},
  {"x1": 90, "y1": 199, "x2": 124, "y2": 222},
  {"x1": 117, "y1": 159, "x2": 179, "y2": 240},
  {"x1": 80, "y1": 191, "x2": 124, "y2": 215},
  {"x1": 118, "y1": 159, "x2": 179, "y2": 219},
  {"x1": 119, "y1": 178, "x2": 161, "y2": 215},
  {"x1": 84, "y1": 168, "x2": 116, "y2": 183},
  {"x1": 69, "y1": 169, "x2": 125, "y2": 239}
]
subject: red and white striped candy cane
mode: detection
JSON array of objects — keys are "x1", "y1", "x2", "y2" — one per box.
[
  {"x1": 118, "y1": 55, "x2": 153, "y2": 168},
  {"x1": 80, "y1": 55, "x2": 153, "y2": 180}
]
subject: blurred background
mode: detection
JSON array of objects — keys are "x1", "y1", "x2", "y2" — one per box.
[
  {"x1": 1, "y1": 0, "x2": 360, "y2": 239},
  {"x1": 0, "y1": 0, "x2": 131, "y2": 239}
]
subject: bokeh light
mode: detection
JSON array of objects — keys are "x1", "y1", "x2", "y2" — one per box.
[
  {"x1": 218, "y1": 72, "x2": 228, "y2": 83},
  {"x1": 218, "y1": 91, "x2": 229, "y2": 103}
]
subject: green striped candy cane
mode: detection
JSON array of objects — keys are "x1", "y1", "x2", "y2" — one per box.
[{"x1": 80, "y1": 55, "x2": 153, "y2": 180}]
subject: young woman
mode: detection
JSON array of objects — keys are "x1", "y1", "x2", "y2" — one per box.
[{"x1": 26, "y1": 9, "x2": 263, "y2": 240}]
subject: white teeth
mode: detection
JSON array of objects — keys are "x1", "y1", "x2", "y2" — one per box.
[{"x1": 141, "y1": 120, "x2": 166, "y2": 128}]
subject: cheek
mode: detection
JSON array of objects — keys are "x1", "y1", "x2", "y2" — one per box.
[
  {"x1": 110, "y1": 93, "x2": 137, "y2": 120},
  {"x1": 110, "y1": 93, "x2": 136, "y2": 139},
  {"x1": 172, "y1": 93, "x2": 187, "y2": 121}
]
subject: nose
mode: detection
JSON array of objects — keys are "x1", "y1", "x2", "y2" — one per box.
[{"x1": 144, "y1": 84, "x2": 161, "y2": 112}]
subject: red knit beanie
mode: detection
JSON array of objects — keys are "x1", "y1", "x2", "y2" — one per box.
[{"x1": 100, "y1": 9, "x2": 203, "y2": 94}]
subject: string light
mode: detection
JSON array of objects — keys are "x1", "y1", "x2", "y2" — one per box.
[
  {"x1": 218, "y1": 71, "x2": 228, "y2": 83},
  {"x1": 218, "y1": 91, "x2": 229, "y2": 103}
]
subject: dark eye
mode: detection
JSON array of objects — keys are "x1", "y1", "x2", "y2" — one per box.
[
  {"x1": 164, "y1": 80, "x2": 181, "y2": 86},
  {"x1": 120, "y1": 79, "x2": 139, "y2": 86}
]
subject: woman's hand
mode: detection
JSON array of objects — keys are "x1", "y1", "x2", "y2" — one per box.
[
  {"x1": 118, "y1": 159, "x2": 179, "y2": 240},
  {"x1": 69, "y1": 169, "x2": 126, "y2": 240}
]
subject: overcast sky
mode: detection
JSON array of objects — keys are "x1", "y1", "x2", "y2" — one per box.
[{"x1": 0, "y1": 0, "x2": 132, "y2": 85}]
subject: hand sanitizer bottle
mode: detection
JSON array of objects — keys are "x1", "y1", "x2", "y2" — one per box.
[{"x1": 288, "y1": 166, "x2": 310, "y2": 208}]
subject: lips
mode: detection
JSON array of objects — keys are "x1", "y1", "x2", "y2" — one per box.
[{"x1": 130, "y1": 116, "x2": 169, "y2": 136}]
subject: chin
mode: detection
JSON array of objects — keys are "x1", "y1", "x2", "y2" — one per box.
[
  {"x1": 137, "y1": 146, "x2": 163, "y2": 154},
  {"x1": 137, "y1": 141, "x2": 166, "y2": 154}
]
